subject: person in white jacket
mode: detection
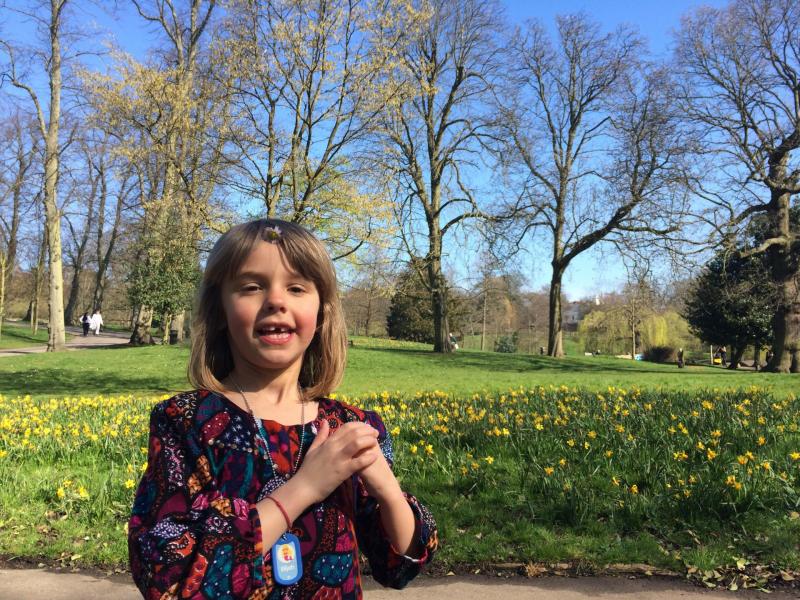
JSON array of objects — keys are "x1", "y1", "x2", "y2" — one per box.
[{"x1": 89, "y1": 310, "x2": 104, "y2": 335}]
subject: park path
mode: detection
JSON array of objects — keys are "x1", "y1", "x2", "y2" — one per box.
[
  {"x1": 0, "y1": 326, "x2": 145, "y2": 358},
  {"x1": 0, "y1": 569, "x2": 797, "y2": 600}
]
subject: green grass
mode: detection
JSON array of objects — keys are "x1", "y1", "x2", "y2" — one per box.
[
  {"x1": 1, "y1": 335, "x2": 799, "y2": 584},
  {"x1": 1, "y1": 386, "x2": 798, "y2": 584},
  {"x1": 0, "y1": 335, "x2": 796, "y2": 400},
  {"x1": 0, "y1": 321, "x2": 74, "y2": 350}
]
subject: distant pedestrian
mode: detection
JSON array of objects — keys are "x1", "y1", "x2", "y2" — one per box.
[
  {"x1": 677, "y1": 347, "x2": 684, "y2": 368},
  {"x1": 720, "y1": 346, "x2": 727, "y2": 367},
  {"x1": 89, "y1": 310, "x2": 103, "y2": 335},
  {"x1": 80, "y1": 312, "x2": 90, "y2": 336},
  {"x1": 448, "y1": 332, "x2": 459, "y2": 351}
]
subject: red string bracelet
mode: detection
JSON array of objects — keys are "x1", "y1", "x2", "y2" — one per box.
[{"x1": 264, "y1": 496, "x2": 291, "y2": 530}]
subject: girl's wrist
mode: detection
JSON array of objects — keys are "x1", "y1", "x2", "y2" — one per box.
[
  {"x1": 266, "y1": 474, "x2": 318, "y2": 521},
  {"x1": 375, "y1": 486, "x2": 406, "y2": 510}
]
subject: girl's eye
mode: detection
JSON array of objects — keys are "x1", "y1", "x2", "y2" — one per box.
[
  {"x1": 289, "y1": 286, "x2": 306, "y2": 294},
  {"x1": 242, "y1": 284, "x2": 262, "y2": 292}
]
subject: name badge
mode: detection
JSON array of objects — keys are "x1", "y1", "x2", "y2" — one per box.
[{"x1": 271, "y1": 532, "x2": 303, "y2": 585}]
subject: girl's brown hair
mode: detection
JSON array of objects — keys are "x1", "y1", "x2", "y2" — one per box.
[{"x1": 188, "y1": 219, "x2": 347, "y2": 400}]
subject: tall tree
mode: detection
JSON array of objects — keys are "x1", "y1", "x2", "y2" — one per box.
[
  {"x1": 494, "y1": 14, "x2": 689, "y2": 357},
  {"x1": 63, "y1": 136, "x2": 102, "y2": 324},
  {"x1": 1, "y1": 0, "x2": 70, "y2": 350},
  {"x1": 379, "y1": 0, "x2": 505, "y2": 352},
  {"x1": 83, "y1": 0, "x2": 222, "y2": 344},
  {"x1": 220, "y1": 0, "x2": 404, "y2": 257},
  {"x1": 676, "y1": 0, "x2": 800, "y2": 372},
  {"x1": 0, "y1": 113, "x2": 39, "y2": 336}
]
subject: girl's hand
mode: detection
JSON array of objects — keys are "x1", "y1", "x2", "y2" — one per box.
[{"x1": 294, "y1": 419, "x2": 380, "y2": 503}]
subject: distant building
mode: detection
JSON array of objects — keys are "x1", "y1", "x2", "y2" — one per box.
[{"x1": 562, "y1": 297, "x2": 600, "y2": 332}]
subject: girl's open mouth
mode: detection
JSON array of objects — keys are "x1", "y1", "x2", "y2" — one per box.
[{"x1": 257, "y1": 326, "x2": 294, "y2": 344}]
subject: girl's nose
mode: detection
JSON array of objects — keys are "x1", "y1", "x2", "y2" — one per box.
[{"x1": 264, "y1": 289, "x2": 286, "y2": 311}]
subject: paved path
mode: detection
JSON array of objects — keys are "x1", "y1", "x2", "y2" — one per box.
[
  {"x1": 0, "y1": 326, "x2": 147, "y2": 358},
  {"x1": 0, "y1": 569, "x2": 797, "y2": 600}
]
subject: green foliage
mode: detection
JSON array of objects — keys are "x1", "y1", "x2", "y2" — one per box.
[
  {"x1": 386, "y1": 280, "x2": 434, "y2": 343},
  {"x1": 683, "y1": 251, "x2": 776, "y2": 349},
  {"x1": 385, "y1": 268, "x2": 465, "y2": 343},
  {"x1": 579, "y1": 309, "x2": 695, "y2": 355},
  {"x1": 493, "y1": 333, "x2": 518, "y2": 353},
  {"x1": 639, "y1": 314, "x2": 668, "y2": 348},
  {"x1": 127, "y1": 234, "x2": 200, "y2": 318}
]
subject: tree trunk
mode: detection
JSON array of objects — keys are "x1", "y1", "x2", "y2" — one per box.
[
  {"x1": 130, "y1": 304, "x2": 155, "y2": 345},
  {"x1": 0, "y1": 252, "x2": 6, "y2": 339},
  {"x1": 426, "y1": 226, "x2": 451, "y2": 352},
  {"x1": 63, "y1": 265, "x2": 83, "y2": 326},
  {"x1": 766, "y1": 189, "x2": 800, "y2": 372},
  {"x1": 364, "y1": 295, "x2": 372, "y2": 338},
  {"x1": 547, "y1": 269, "x2": 564, "y2": 357},
  {"x1": 727, "y1": 345, "x2": 745, "y2": 370},
  {"x1": 753, "y1": 342, "x2": 761, "y2": 371},
  {"x1": 159, "y1": 312, "x2": 173, "y2": 345},
  {"x1": 4, "y1": 138, "x2": 24, "y2": 298},
  {"x1": 429, "y1": 266, "x2": 451, "y2": 353},
  {"x1": 769, "y1": 279, "x2": 800, "y2": 373},
  {"x1": 92, "y1": 160, "x2": 122, "y2": 312},
  {"x1": 43, "y1": 0, "x2": 66, "y2": 352},
  {"x1": 173, "y1": 310, "x2": 186, "y2": 342},
  {"x1": 30, "y1": 230, "x2": 47, "y2": 335}
]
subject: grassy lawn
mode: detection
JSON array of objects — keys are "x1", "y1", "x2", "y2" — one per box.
[
  {"x1": 0, "y1": 336, "x2": 798, "y2": 589},
  {"x1": 0, "y1": 335, "x2": 797, "y2": 399},
  {"x1": 0, "y1": 321, "x2": 74, "y2": 350}
]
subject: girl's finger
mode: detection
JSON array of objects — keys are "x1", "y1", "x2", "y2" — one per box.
[{"x1": 308, "y1": 418, "x2": 329, "y2": 452}]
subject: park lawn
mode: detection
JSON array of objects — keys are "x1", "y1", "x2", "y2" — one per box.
[
  {"x1": 0, "y1": 335, "x2": 797, "y2": 399},
  {"x1": 0, "y1": 322, "x2": 74, "y2": 350},
  {"x1": 0, "y1": 386, "x2": 798, "y2": 589},
  {"x1": 1, "y1": 337, "x2": 799, "y2": 586}
]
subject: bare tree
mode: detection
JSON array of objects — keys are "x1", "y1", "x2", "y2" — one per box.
[
  {"x1": 91, "y1": 156, "x2": 130, "y2": 313},
  {"x1": 1, "y1": 0, "x2": 70, "y2": 350},
  {"x1": 379, "y1": 0, "x2": 505, "y2": 352},
  {"x1": 0, "y1": 112, "x2": 39, "y2": 336},
  {"x1": 676, "y1": 0, "x2": 800, "y2": 372},
  {"x1": 494, "y1": 14, "x2": 688, "y2": 356}
]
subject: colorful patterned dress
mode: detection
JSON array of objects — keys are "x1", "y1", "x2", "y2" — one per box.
[{"x1": 128, "y1": 389, "x2": 438, "y2": 600}]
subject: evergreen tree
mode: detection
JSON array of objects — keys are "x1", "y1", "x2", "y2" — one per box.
[{"x1": 386, "y1": 268, "x2": 466, "y2": 344}]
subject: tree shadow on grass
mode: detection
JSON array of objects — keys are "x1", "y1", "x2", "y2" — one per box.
[
  {"x1": 0, "y1": 368, "x2": 184, "y2": 398},
  {"x1": 358, "y1": 346, "x2": 697, "y2": 374},
  {"x1": 0, "y1": 345, "x2": 189, "y2": 398}
]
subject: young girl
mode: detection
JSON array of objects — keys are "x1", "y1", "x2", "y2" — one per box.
[{"x1": 128, "y1": 219, "x2": 438, "y2": 600}]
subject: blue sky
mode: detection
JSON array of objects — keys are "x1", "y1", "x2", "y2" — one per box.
[{"x1": 2, "y1": 0, "x2": 725, "y2": 299}]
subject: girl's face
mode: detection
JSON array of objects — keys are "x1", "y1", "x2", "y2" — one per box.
[{"x1": 221, "y1": 241, "x2": 321, "y2": 381}]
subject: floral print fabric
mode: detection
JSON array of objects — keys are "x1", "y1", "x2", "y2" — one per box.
[{"x1": 129, "y1": 389, "x2": 438, "y2": 599}]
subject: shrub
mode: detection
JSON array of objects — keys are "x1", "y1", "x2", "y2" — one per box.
[
  {"x1": 494, "y1": 333, "x2": 518, "y2": 353},
  {"x1": 644, "y1": 345, "x2": 676, "y2": 363}
]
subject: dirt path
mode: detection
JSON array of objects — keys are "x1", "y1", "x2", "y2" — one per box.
[
  {"x1": 0, "y1": 326, "x2": 145, "y2": 358},
  {"x1": 0, "y1": 569, "x2": 796, "y2": 600}
]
